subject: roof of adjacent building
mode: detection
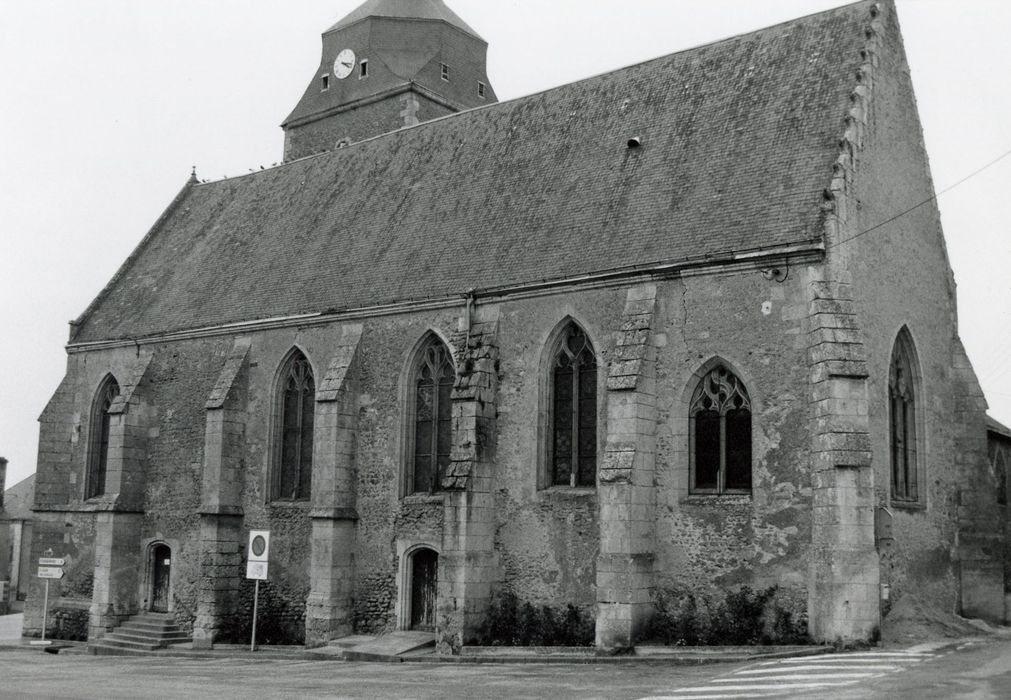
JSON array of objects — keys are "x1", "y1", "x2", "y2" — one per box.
[
  {"x1": 73, "y1": 1, "x2": 880, "y2": 343},
  {"x1": 327, "y1": 0, "x2": 483, "y2": 40},
  {"x1": 2, "y1": 474, "x2": 35, "y2": 521},
  {"x1": 989, "y1": 415, "x2": 1011, "y2": 441}
]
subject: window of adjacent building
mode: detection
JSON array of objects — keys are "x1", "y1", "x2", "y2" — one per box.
[
  {"x1": 549, "y1": 323, "x2": 597, "y2": 488},
  {"x1": 478, "y1": 81, "x2": 486, "y2": 98},
  {"x1": 86, "y1": 376, "x2": 120, "y2": 500},
  {"x1": 996, "y1": 450, "x2": 1008, "y2": 506},
  {"x1": 321, "y1": 74, "x2": 330, "y2": 91},
  {"x1": 690, "y1": 365, "x2": 752, "y2": 493},
  {"x1": 410, "y1": 338, "x2": 455, "y2": 494},
  {"x1": 274, "y1": 349, "x2": 315, "y2": 501},
  {"x1": 441, "y1": 63, "x2": 450, "y2": 81},
  {"x1": 889, "y1": 329, "x2": 921, "y2": 505},
  {"x1": 360, "y1": 60, "x2": 368, "y2": 79}
]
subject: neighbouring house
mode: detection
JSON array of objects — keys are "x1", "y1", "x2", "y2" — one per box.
[
  {"x1": 22, "y1": 0, "x2": 1005, "y2": 652},
  {"x1": 0, "y1": 460, "x2": 34, "y2": 614}
]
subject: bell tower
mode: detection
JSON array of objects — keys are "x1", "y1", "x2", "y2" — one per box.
[{"x1": 282, "y1": 0, "x2": 497, "y2": 161}]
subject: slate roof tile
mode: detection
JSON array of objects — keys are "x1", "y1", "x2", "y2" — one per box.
[{"x1": 74, "y1": 1, "x2": 875, "y2": 343}]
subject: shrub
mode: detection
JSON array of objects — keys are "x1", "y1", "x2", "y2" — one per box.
[
  {"x1": 50, "y1": 607, "x2": 89, "y2": 641},
  {"x1": 646, "y1": 585, "x2": 810, "y2": 646},
  {"x1": 478, "y1": 593, "x2": 594, "y2": 646}
]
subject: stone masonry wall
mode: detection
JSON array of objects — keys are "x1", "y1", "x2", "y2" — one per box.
[
  {"x1": 284, "y1": 91, "x2": 455, "y2": 162},
  {"x1": 845, "y1": 1, "x2": 997, "y2": 620},
  {"x1": 29, "y1": 270, "x2": 821, "y2": 643}
]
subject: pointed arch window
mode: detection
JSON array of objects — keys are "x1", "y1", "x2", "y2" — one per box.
[
  {"x1": 86, "y1": 376, "x2": 120, "y2": 500},
  {"x1": 549, "y1": 324, "x2": 597, "y2": 488},
  {"x1": 274, "y1": 350, "x2": 315, "y2": 501},
  {"x1": 690, "y1": 365, "x2": 752, "y2": 493},
  {"x1": 890, "y1": 330, "x2": 921, "y2": 504},
  {"x1": 409, "y1": 338, "x2": 455, "y2": 494},
  {"x1": 995, "y1": 450, "x2": 1008, "y2": 506}
]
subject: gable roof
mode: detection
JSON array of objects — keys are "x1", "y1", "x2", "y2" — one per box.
[
  {"x1": 73, "y1": 1, "x2": 878, "y2": 344},
  {"x1": 3, "y1": 474, "x2": 35, "y2": 521},
  {"x1": 327, "y1": 0, "x2": 483, "y2": 40},
  {"x1": 989, "y1": 415, "x2": 1011, "y2": 442}
]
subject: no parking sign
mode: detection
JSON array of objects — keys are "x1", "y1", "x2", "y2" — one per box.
[{"x1": 246, "y1": 530, "x2": 270, "y2": 580}]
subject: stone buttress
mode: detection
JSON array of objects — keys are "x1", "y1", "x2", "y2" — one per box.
[
  {"x1": 596, "y1": 284, "x2": 658, "y2": 651},
  {"x1": 437, "y1": 309, "x2": 499, "y2": 653},
  {"x1": 806, "y1": 278, "x2": 878, "y2": 641},
  {"x1": 89, "y1": 351, "x2": 156, "y2": 639},
  {"x1": 305, "y1": 325, "x2": 363, "y2": 646},
  {"x1": 193, "y1": 339, "x2": 250, "y2": 648}
]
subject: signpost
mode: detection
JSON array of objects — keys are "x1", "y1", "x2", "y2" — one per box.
[
  {"x1": 246, "y1": 531, "x2": 270, "y2": 651},
  {"x1": 33, "y1": 551, "x2": 65, "y2": 646}
]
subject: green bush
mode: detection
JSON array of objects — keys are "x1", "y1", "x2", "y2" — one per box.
[
  {"x1": 50, "y1": 607, "x2": 90, "y2": 642},
  {"x1": 646, "y1": 585, "x2": 809, "y2": 646},
  {"x1": 479, "y1": 593, "x2": 594, "y2": 646}
]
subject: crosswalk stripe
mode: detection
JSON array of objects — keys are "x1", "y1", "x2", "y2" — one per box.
[
  {"x1": 639, "y1": 649, "x2": 938, "y2": 699},
  {"x1": 734, "y1": 664, "x2": 900, "y2": 674},
  {"x1": 677, "y1": 681, "x2": 876, "y2": 691},
  {"x1": 715, "y1": 672, "x2": 882, "y2": 682},
  {"x1": 641, "y1": 694, "x2": 782, "y2": 700},
  {"x1": 641, "y1": 695, "x2": 781, "y2": 700}
]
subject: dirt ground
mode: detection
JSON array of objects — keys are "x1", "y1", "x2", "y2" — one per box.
[{"x1": 880, "y1": 595, "x2": 1009, "y2": 646}]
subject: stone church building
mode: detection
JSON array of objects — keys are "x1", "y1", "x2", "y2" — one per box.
[{"x1": 23, "y1": 0, "x2": 1005, "y2": 652}]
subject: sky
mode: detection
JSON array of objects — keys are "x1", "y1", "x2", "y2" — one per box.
[{"x1": 1, "y1": 0, "x2": 1009, "y2": 489}]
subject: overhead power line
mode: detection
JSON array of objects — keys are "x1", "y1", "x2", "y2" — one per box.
[{"x1": 828, "y1": 146, "x2": 1011, "y2": 249}]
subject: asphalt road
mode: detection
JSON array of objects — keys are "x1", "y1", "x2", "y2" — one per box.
[
  {"x1": 0, "y1": 652, "x2": 723, "y2": 700},
  {"x1": 1, "y1": 638, "x2": 1009, "y2": 699}
]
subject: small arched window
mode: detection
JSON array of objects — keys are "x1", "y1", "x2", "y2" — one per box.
[
  {"x1": 995, "y1": 450, "x2": 1008, "y2": 506},
  {"x1": 549, "y1": 323, "x2": 597, "y2": 487},
  {"x1": 274, "y1": 349, "x2": 315, "y2": 501},
  {"x1": 86, "y1": 376, "x2": 120, "y2": 500},
  {"x1": 410, "y1": 338, "x2": 455, "y2": 494},
  {"x1": 889, "y1": 330, "x2": 920, "y2": 504},
  {"x1": 690, "y1": 365, "x2": 751, "y2": 493}
]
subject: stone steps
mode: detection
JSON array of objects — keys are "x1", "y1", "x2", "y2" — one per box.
[{"x1": 88, "y1": 612, "x2": 192, "y2": 657}]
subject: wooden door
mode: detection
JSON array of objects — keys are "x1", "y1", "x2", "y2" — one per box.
[
  {"x1": 151, "y1": 545, "x2": 171, "y2": 613},
  {"x1": 410, "y1": 549, "x2": 438, "y2": 631}
]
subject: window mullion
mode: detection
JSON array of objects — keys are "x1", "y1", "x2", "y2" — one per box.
[
  {"x1": 430, "y1": 375, "x2": 440, "y2": 493},
  {"x1": 571, "y1": 357, "x2": 580, "y2": 487},
  {"x1": 718, "y1": 412, "x2": 727, "y2": 493},
  {"x1": 293, "y1": 380, "x2": 304, "y2": 499}
]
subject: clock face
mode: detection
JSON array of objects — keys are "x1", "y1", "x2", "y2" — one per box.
[{"x1": 334, "y1": 49, "x2": 356, "y2": 80}]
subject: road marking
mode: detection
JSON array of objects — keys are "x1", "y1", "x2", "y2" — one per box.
[
  {"x1": 734, "y1": 664, "x2": 900, "y2": 674},
  {"x1": 638, "y1": 648, "x2": 937, "y2": 699}
]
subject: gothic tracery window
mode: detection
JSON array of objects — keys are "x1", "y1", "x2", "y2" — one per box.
[
  {"x1": 86, "y1": 376, "x2": 120, "y2": 500},
  {"x1": 890, "y1": 330, "x2": 920, "y2": 504},
  {"x1": 411, "y1": 338, "x2": 455, "y2": 494},
  {"x1": 690, "y1": 365, "x2": 752, "y2": 493},
  {"x1": 550, "y1": 323, "x2": 597, "y2": 487},
  {"x1": 275, "y1": 350, "x2": 315, "y2": 501}
]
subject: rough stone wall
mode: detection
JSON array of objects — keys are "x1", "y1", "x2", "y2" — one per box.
[
  {"x1": 653, "y1": 270, "x2": 814, "y2": 613},
  {"x1": 28, "y1": 273, "x2": 825, "y2": 643},
  {"x1": 491, "y1": 291, "x2": 620, "y2": 611},
  {"x1": 841, "y1": 1, "x2": 998, "y2": 620}
]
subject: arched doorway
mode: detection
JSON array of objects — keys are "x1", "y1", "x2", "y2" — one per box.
[
  {"x1": 409, "y1": 548, "x2": 438, "y2": 631},
  {"x1": 149, "y1": 544, "x2": 172, "y2": 613}
]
